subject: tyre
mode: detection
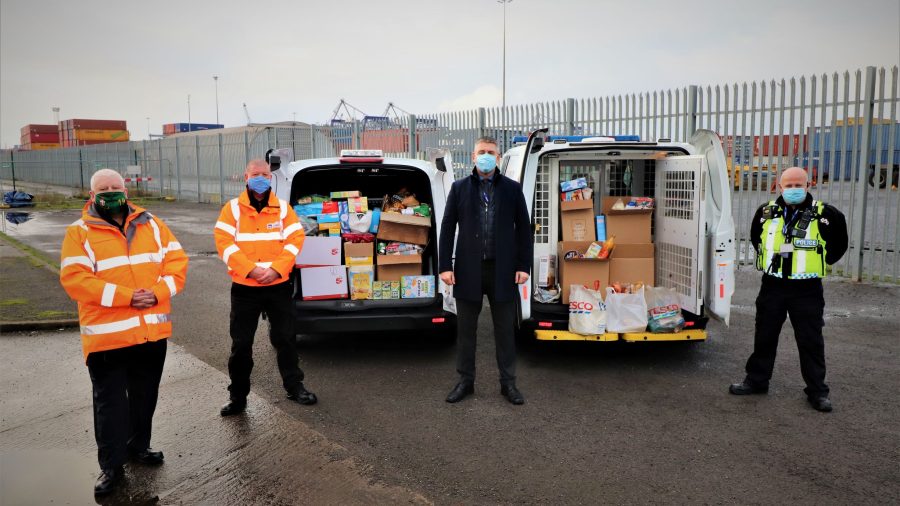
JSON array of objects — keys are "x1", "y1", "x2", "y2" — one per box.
[{"x1": 869, "y1": 169, "x2": 887, "y2": 189}]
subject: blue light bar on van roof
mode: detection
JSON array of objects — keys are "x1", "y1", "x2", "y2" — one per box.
[{"x1": 511, "y1": 134, "x2": 641, "y2": 143}]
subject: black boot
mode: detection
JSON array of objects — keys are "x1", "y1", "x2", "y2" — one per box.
[
  {"x1": 287, "y1": 382, "x2": 318, "y2": 405},
  {"x1": 94, "y1": 466, "x2": 123, "y2": 496},
  {"x1": 500, "y1": 384, "x2": 525, "y2": 405},
  {"x1": 220, "y1": 399, "x2": 247, "y2": 416},
  {"x1": 446, "y1": 382, "x2": 474, "y2": 403}
]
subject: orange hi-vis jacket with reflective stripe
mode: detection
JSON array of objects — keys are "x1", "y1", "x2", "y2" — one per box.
[
  {"x1": 60, "y1": 202, "x2": 189, "y2": 362},
  {"x1": 214, "y1": 190, "x2": 304, "y2": 287}
]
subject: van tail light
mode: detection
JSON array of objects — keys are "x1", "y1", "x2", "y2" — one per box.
[
  {"x1": 684, "y1": 321, "x2": 695, "y2": 327},
  {"x1": 538, "y1": 321, "x2": 552, "y2": 328},
  {"x1": 432, "y1": 317, "x2": 446, "y2": 324}
]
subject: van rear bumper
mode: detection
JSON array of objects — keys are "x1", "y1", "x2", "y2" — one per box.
[{"x1": 294, "y1": 296, "x2": 456, "y2": 333}]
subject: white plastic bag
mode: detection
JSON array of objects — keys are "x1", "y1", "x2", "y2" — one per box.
[
  {"x1": 348, "y1": 212, "x2": 373, "y2": 233},
  {"x1": 605, "y1": 286, "x2": 648, "y2": 333},
  {"x1": 568, "y1": 285, "x2": 607, "y2": 335},
  {"x1": 644, "y1": 286, "x2": 685, "y2": 333}
]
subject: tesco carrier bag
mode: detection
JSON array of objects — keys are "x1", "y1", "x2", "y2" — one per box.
[
  {"x1": 644, "y1": 286, "x2": 686, "y2": 333},
  {"x1": 605, "y1": 286, "x2": 648, "y2": 333},
  {"x1": 568, "y1": 285, "x2": 607, "y2": 335}
]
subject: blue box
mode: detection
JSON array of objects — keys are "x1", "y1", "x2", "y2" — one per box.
[
  {"x1": 560, "y1": 177, "x2": 588, "y2": 192},
  {"x1": 595, "y1": 215, "x2": 607, "y2": 242}
]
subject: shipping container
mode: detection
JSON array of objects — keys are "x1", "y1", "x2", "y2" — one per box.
[
  {"x1": 163, "y1": 123, "x2": 224, "y2": 134},
  {"x1": 20, "y1": 124, "x2": 58, "y2": 135},
  {"x1": 59, "y1": 118, "x2": 127, "y2": 130},
  {"x1": 21, "y1": 132, "x2": 60, "y2": 144},
  {"x1": 29, "y1": 142, "x2": 60, "y2": 150},
  {"x1": 71, "y1": 129, "x2": 130, "y2": 141}
]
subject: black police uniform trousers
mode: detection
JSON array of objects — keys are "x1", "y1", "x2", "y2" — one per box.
[
  {"x1": 228, "y1": 281, "x2": 303, "y2": 401},
  {"x1": 455, "y1": 260, "x2": 517, "y2": 387},
  {"x1": 745, "y1": 275, "x2": 829, "y2": 397},
  {"x1": 86, "y1": 339, "x2": 167, "y2": 471}
]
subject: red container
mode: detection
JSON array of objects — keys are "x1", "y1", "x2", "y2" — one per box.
[
  {"x1": 22, "y1": 132, "x2": 60, "y2": 143},
  {"x1": 63, "y1": 119, "x2": 127, "y2": 130},
  {"x1": 21, "y1": 124, "x2": 58, "y2": 135}
]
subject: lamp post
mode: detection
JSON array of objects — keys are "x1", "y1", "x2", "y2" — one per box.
[
  {"x1": 497, "y1": 0, "x2": 512, "y2": 108},
  {"x1": 52, "y1": 106, "x2": 60, "y2": 125},
  {"x1": 213, "y1": 75, "x2": 220, "y2": 125},
  {"x1": 146, "y1": 117, "x2": 150, "y2": 139}
]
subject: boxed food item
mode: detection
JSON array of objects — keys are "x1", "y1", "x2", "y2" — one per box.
[
  {"x1": 376, "y1": 253, "x2": 422, "y2": 282},
  {"x1": 331, "y1": 190, "x2": 361, "y2": 199},
  {"x1": 321, "y1": 201, "x2": 339, "y2": 214},
  {"x1": 560, "y1": 188, "x2": 593, "y2": 202},
  {"x1": 602, "y1": 197, "x2": 652, "y2": 244},
  {"x1": 317, "y1": 212, "x2": 340, "y2": 223},
  {"x1": 347, "y1": 197, "x2": 368, "y2": 213},
  {"x1": 294, "y1": 202, "x2": 323, "y2": 216},
  {"x1": 537, "y1": 255, "x2": 557, "y2": 288},
  {"x1": 348, "y1": 265, "x2": 375, "y2": 300},
  {"x1": 560, "y1": 199, "x2": 597, "y2": 242},
  {"x1": 560, "y1": 177, "x2": 588, "y2": 192},
  {"x1": 609, "y1": 243, "x2": 655, "y2": 286},
  {"x1": 377, "y1": 212, "x2": 431, "y2": 246},
  {"x1": 300, "y1": 266, "x2": 348, "y2": 300},
  {"x1": 595, "y1": 215, "x2": 607, "y2": 242},
  {"x1": 318, "y1": 222, "x2": 341, "y2": 234},
  {"x1": 372, "y1": 280, "x2": 401, "y2": 300},
  {"x1": 558, "y1": 240, "x2": 610, "y2": 304},
  {"x1": 401, "y1": 275, "x2": 435, "y2": 298},
  {"x1": 369, "y1": 208, "x2": 381, "y2": 234},
  {"x1": 344, "y1": 241, "x2": 374, "y2": 266},
  {"x1": 296, "y1": 236, "x2": 342, "y2": 267}
]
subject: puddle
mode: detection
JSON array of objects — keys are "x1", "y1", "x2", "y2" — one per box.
[{"x1": 0, "y1": 450, "x2": 97, "y2": 505}]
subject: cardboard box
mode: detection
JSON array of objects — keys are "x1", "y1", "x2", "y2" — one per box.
[
  {"x1": 348, "y1": 265, "x2": 375, "y2": 300},
  {"x1": 602, "y1": 197, "x2": 652, "y2": 244},
  {"x1": 537, "y1": 255, "x2": 557, "y2": 288},
  {"x1": 300, "y1": 266, "x2": 348, "y2": 300},
  {"x1": 558, "y1": 241, "x2": 610, "y2": 304},
  {"x1": 373, "y1": 281, "x2": 401, "y2": 300},
  {"x1": 376, "y1": 253, "x2": 422, "y2": 281},
  {"x1": 377, "y1": 212, "x2": 431, "y2": 246},
  {"x1": 330, "y1": 190, "x2": 361, "y2": 199},
  {"x1": 609, "y1": 243, "x2": 655, "y2": 286},
  {"x1": 560, "y1": 199, "x2": 597, "y2": 242},
  {"x1": 344, "y1": 241, "x2": 374, "y2": 265},
  {"x1": 296, "y1": 236, "x2": 342, "y2": 267},
  {"x1": 401, "y1": 275, "x2": 435, "y2": 298},
  {"x1": 347, "y1": 197, "x2": 368, "y2": 213}
]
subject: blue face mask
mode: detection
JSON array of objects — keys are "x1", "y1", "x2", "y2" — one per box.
[
  {"x1": 247, "y1": 175, "x2": 271, "y2": 194},
  {"x1": 475, "y1": 153, "x2": 497, "y2": 174},
  {"x1": 782, "y1": 188, "x2": 807, "y2": 205}
]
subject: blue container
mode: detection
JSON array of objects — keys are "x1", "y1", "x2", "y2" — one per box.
[{"x1": 172, "y1": 123, "x2": 225, "y2": 132}]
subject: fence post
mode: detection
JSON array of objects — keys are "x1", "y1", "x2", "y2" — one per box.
[
  {"x1": 687, "y1": 85, "x2": 699, "y2": 139},
  {"x1": 8, "y1": 150, "x2": 15, "y2": 191},
  {"x1": 851, "y1": 66, "x2": 877, "y2": 281},
  {"x1": 78, "y1": 149, "x2": 84, "y2": 190},
  {"x1": 565, "y1": 98, "x2": 576, "y2": 135},
  {"x1": 195, "y1": 136, "x2": 202, "y2": 203},
  {"x1": 157, "y1": 140, "x2": 164, "y2": 196},
  {"x1": 175, "y1": 138, "x2": 182, "y2": 199},
  {"x1": 408, "y1": 115, "x2": 417, "y2": 159},
  {"x1": 218, "y1": 133, "x2": 225, "y2": 203},
  {"x1": 477, "y1": 108, "x2": 486, "y2": 138},
  {"x1": 352, "y1": 121, "x2": 360, "y2": 150}
]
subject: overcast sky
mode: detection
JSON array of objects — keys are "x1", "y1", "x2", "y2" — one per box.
[{"x1": 1, "y1": 0, "x2": 898, "y2": 147}]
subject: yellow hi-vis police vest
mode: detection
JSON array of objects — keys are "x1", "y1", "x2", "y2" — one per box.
[{"x1": 757, "y1": 200, "x2": 828, "y2": 279}]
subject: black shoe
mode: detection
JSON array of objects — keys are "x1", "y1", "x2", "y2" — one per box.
[
  {"x1": 220, "y1": 399, "x2": 247, "y2": 416},
  {"x1": 500, "y1": 384, "x2": 525, "y2": 405},
  {"x1": 729, "y1": 382, "x2": 769, "y2": 395},
  {"x1": 808, "y1": 396, "x2": 833, "y2": 412},
  {"x1": 445, "y1": 382, "x2": 474, "y2": 403},
  {"x1": 287, "y1": 383, "x2": 317, "y2": 405},
  {"x1": 94, "y1": 466, "x2": 123, "y2": 496},
  {"x1": 129, "y1": 448, "x2": 164, "y2": 465}
]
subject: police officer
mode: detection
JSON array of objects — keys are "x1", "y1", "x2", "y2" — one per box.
[{"x1": 729, "y1": 167, "x2": 847, "y2": 412}]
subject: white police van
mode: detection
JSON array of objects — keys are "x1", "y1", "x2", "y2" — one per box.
[
  {"x1": 503, "y1": 129, "x2": 735, "y2": 342},
  {"x1": 269, "y1": 149, "x2": 458, "y2": 335}
]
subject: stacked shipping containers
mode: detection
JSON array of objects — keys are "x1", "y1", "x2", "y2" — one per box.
[
  {"x1": 162, "y1": 123, "x2": 224, "y2": 135},
  {"x1": 20, "y1": 124, "x2": 60, "y2": 150},
  {"x1": 58, "y1": 119, "x2": 129, "y2": 147}
]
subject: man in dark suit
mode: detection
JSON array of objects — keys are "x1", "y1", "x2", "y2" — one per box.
[{"x1": 439, "y1": 136, "x2": 533, "y2": 405}]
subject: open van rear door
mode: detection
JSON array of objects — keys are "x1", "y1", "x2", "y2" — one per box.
[
  {"x1": 690, "y1": 130, "x2": 735, "y2": 325},
  {"x1": 428, "y1": 148, "x2": 458, "y2": 315}
]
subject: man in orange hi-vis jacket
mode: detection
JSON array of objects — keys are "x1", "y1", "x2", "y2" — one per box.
[
  {"x1": 60, "y1": 169, "x2": 188, "y2": 496},
  {"x1": 214, "y1": 159, "x2": 316, "y2": 417}
]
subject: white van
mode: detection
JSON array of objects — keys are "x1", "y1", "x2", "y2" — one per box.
[
  {"x1": 502, "y1": 130, "x2": 735, "y2": 342},
  {"x1": 271, "y1": 150, "x2": 458, "y2": 335}
]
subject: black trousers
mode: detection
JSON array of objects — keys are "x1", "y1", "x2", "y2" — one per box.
[
  {"x1": 86, "y1": 339, "x2": 167, "y2": 470},
  {"x1": 228, "y1": 281, "x2": 303, "y2": 401},
  {"x1": 745, "y1": 275, "x2": 829, "y2": 397},
  {"x1": 455, "y1": 260, "x2": 517, "y2": 387}
]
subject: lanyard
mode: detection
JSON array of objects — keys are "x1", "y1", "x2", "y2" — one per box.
[{"x1": 782, "y1": 208, "x2": 799, "y2": 237}]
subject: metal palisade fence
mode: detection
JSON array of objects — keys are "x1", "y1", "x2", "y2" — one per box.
[{"x1": 2, "y1": 66, "x2": 897, "y2": 282}]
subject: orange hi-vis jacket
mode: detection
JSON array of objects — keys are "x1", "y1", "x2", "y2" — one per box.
[
  {"x1": 60, "y1": 202, "x2": 189, "y2": 362},
  {"x1": 214, "y1": 190, "x2": 304, "y2": 287}
]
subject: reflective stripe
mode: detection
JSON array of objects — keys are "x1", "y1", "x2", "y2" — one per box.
[
  {"x1": 163, "y1": 275, "x2": 177, "y2": 296},
  {"x1": 164, "y1": 241, "x2": 182, "y2": 253},
  {"x1": 61, "y1": 255, "x2": 93, "y2": 270},
  {"x1": 83, "y1": 239, "x2": 96, "y2": 268},
  {"x1": 795, "y1": 242, "x2": 807, "y2": 275},
  {"x1": 143, "y1": 313, "x2": 171, "y2": 325},
  {"x1": 95, "y1": 252, "x2": 162, "y2": 272},
  {"x1": 101, "y1": 283, "x2": 117, "y2": 307},
  {"x1": 284, "y1": 244, "x2": 299, "y2": 256},
  {"x1": 763, "y1": 218, "x2": 779, "y2": 273},
  {"x1": 236, "y1": 232, "x2": 283, "y2": 242},
  {"x1": 223, "y1": 244, "x2": 240, "y2": 264},
  {"x1": 256, "y1": 262, "x2": 273, "y2": 269},
  {"x1": 81, "y1": 316, "x2": 141, "y2": 335},
  {"x1": 279, "y1": 199, "x2": 288, "y2": 220},
  {"x1": 71, "y1": 219, "x2": 87, "y2": 230},
  {"x1": 148, "y1": 218, "x2": 163, "y2": 253},
  {"x1": 215, "y1": 221, "x2": 237, "y2": 236},
  {"x1": 283, "y1": 222, "x2": 303, "y2": 237},
  {"x1": 230, "y1": 199, "x2": 240, "y2": 222}
]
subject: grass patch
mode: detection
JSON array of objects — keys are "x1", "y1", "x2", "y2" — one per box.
[
  {"x1": 0, "y1": 231, "x2": 59, "y2": 272},
  {"x1": 36, "y1": 310, "x2": 77, "y2": 319},
  {"x1": 0, "y1": 298, "x2": 28, "y2": 306}
]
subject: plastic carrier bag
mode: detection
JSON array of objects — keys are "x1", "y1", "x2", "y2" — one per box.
[
  {"x1": 568, "y1": 285, "x2": 607, "y2": 335},
  {"x1": 605, "y1": 286, "x2": 648, "y2": 333},
  {"x1": 644, "y1": 286, "x2": 685, "y2": 333}
]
